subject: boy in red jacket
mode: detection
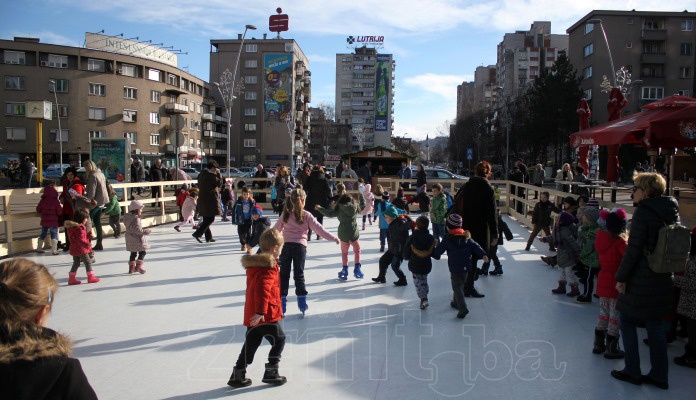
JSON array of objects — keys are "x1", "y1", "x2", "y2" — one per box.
[{"x1": 228, "y1": 228, "x2": 287, "y2": 388}]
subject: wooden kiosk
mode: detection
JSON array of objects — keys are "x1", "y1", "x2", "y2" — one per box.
[{"x1": 343, "y1": 146, "x2": 414, "y2": 192}]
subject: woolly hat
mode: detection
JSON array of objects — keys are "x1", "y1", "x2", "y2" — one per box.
[
  {"x1": 583, "y1": 206, "x2": 600, "y2": 225},
  {"x1": 586, "y1": 198, "x2": 600, "y2": 209},
  {"x1": 384, "y1": 205, "x2": 399, "y2": 219},
  {"x1": 382, "y1": 191, "x2": 390, "y2": 200},
  {"x1": 446, "y1": 213, "x2": 463, "y2": 229},
  {"x1": 606, "y1": 209, "x2": 627, "y2": 234},
  {"x1": 251, "y1": 205, "x2": 263, "y2": 216},
  {"x1": 129, "y1": 200, "x2": 144, "y2": 212},
  {"x1": 559, "y1": 211, "x2": 576, "y2": 226},
  {"x1": 562, "y1": 196, "x2": 577, "y2": 207}
]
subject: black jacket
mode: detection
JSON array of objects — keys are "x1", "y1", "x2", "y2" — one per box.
[
  {"x1": 454, "y1": 176, "x2": 498, "y2": 254},
  {"x1": 149, "y1": 164, "x2": 168, "y2": 182},
  {"x1": 387, "y1": 215, "x2": 413, "y2": 256},
  {"x1": 196, "y1": 169, "x2": 223, "y2": 217},
  {"x1": 403, "y1": 228, "x2": 437, "y2": 275},
  {"x1": 304, "y1": 170, "x2": 332, "y2": 210},
  {"x1": 0, "y1": 325, "x2": 97, "y2": 400},
  {"x1": 616, "y1": 196, "x2": 678, "y2": 320},
  {"x1": 415, "y1": 169, "x2": 427, "y2": 187},
  {"x1": 531, "y1": 200, "x2": 559, "y2": 227},
  {"x1": 248, "y1": 216, "x2": 271, "y2": 248}
]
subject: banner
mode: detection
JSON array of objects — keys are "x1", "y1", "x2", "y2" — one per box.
[
  {"x1": 85, "y1": 33, "x2": 178, "y2": 67},
  {"x1": 264, "y1": 53, "x2": 293, "y2": 122},
  {"x1": 374, "y1": 54, "x2": 391, "y2": 132},
  {"x1": 90, "y1": 139, "x2": 129, "y2": 182}
]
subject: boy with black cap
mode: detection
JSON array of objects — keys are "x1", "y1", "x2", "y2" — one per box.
[{"x1": 247, "y1": 205, "x2": 271, "y2": 255}]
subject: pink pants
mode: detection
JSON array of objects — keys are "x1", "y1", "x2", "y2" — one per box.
[{"x1": 340, "y1": 240, "x2": 361, "y2": 266}]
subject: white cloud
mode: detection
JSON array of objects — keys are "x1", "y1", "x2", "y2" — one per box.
[
  {"x1": 404, "y1": 73, "x2": 470, "y2": 101},
  {"x1": 306, "y1": 54, "x2": 334, "y2": 64}
]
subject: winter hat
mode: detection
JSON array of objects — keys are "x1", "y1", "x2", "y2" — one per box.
[
  {"x1": 384, "y1": 205, "x2": 399, "y2": 219},
  {"x1": 605, "y1": 209, "x2": 627, "y2": 234},
  {"x1": 129, "y1": 200, "x2": 144, "y2": 212},
  {"x1": 382, "y1": 191, "x2": 390, "y2": 200},
  {"x1": 583, "y1": 206, "x2": 600, "y2": 224},
  {"x1": 251, "y1": 205, "x2": 263, "y2": 216},
  {"x1": 446, "y1": 213, "x2": 463, "y2": 229},
  {"x1": 562, "y1": 196, "x2": 577, "y2": 207},
  {"x1": 559, "y1": 211, "x2": 576, "y2": 226},
  {"x1": 586, "y1": 198, "x2": 600, "y2": 209},
  {"x1": 284, "y1": 187, "x2": 294, "y2": 197}
]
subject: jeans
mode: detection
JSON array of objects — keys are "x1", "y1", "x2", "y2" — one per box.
[
  {"x1": 39, "y1": 226, "x2": 58, "y2": 240},
  {"x1": 193, "y1": 216, "x2": 215, "y2": 241},
  {"x1": 89, "y1": 207, "x2": 103, "y2": 240},
  {"x1": 279, "y1": 243, "x2": 307, "y2": 296},
  {"x1": 450, "y1": 271, "x2": 469, "y2": 313},
  {"x1": 235, "y1": 322, "x2": 286, "y2": 369},
  {"x1": 432, "y1": 223, "x2": 445, "y2": 241},
  {"x1": 379, "y1": 228, "x2": 389, "y2": 247},
  {"x1": 620, "y1": 314, "x2": 669, "y2": 382}
]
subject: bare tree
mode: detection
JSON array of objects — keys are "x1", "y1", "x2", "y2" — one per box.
[{"x1": 312, "y1": 102, "x2": 336, "y2": 163}]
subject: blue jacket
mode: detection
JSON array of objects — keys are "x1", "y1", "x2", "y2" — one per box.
[
  {"x1": 433, "y1": 229, "x2": 487, "y2": 273},
  {"x1": 374, "y1": 200, "x2": 404, "y2": 229}
]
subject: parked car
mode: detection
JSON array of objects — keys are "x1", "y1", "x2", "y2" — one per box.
[
  {"x1": 42, "y1": 164, "x2": 71, "y2": 180},
  {"x1": 410, "y1": 167, "x2": 466, "y2": 181},
  {"x1": 180, "y1": 167, "x2": 200, "y2": 180},
  {"x1": 219, "y1": 167, "x2": 246, "y2": 177},
  {"x1": 237, "y1": 166, "x2": 257, "y2": 175}
]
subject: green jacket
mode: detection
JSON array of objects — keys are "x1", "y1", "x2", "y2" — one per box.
[
  {"x1": 430, "y1": 193, "x2": 447, "y2": 224},
  {"x1": 578, "y1": 223, "x2": 600, "y2": 269},
  {"x1": 317, "y1": 196, "x2": 365, "y2": 242},
  {"x1": 103, "y1": 194, "x2": 121, "y2": 216}
]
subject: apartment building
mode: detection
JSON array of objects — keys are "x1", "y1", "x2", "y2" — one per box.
[
  {"x1": 456, "y1": 81, "x2": 475, "y2": 119},
  {"x1": 567, "y1": 10, "x2": 696, "y2": 122},
  {"x1": 308, "y1": 107, "x2": 352, "y2": 166},
  {"x1": 210, "y1": 34, "x2": 311, "y2": 169}
]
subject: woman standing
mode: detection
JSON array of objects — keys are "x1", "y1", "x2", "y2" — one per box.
[
  {"x1": 83, "y1": 160, "x2": 109, "y2": 251},
  {"x1": 274, "y1": 166, "x2": 295, "y2": 212},
  {"x1": 304, "y1": 165, "x2": 332, "y2": 241},
  {"x1": 611, "y1": 173, "x2": 677, "y2": 389},
  {"x1": 531, "y1": 164, "x2": 545, "y2": 199},
  {"x1": 415, "y1": 164, "x2": 427, "y2": 190},
  {"x1": 555, "y1": 163, "x2": 574, "y2": 193},
  {"x1": 193, "y1": 160, "x2": 223, "y2": 243}
]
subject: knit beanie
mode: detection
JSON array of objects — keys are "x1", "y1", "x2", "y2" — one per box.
[
  {"x1": 586, "y1": 197, "x2": 600, "y2": 209},
  {"x1": 382, "y1": 191, "x2": 390, "y2": 200},
  {"x1": 251, "y1": 205, "x2": 263, "y2": 216},
  {"x1": 583, "y1": 206, "x2": 600, "y2": 224},
  {"x1": 605, "y1": 209, "x2": 627, "y2": 235},
  {"x1": 384, "y1": 205, "x2": 399, "y2": 219},
  {"x1": 559, "y1": 211, "x2": 576, "y2": 226},
  {"x1": 446, "y1": 213, "x2": 463, "y2": 229}
]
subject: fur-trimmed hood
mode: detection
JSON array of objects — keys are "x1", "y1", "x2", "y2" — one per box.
[
  {"x1": 0, "y1": 325, "x2": 72, "y2": 363},
  {"x1": 63, "y1": 220, "x2": 82, "y2": 229},
  {"x1": 410, "y1": 229, "x2": 436, "y2": 258},
  {"x1": 241, "y1": 253, "x2": 277, "y2": 269}
]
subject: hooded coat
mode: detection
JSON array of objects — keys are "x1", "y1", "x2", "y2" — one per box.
[
  {"x1": 36, "y1": 185, "x2": 63, "y2": 228},
  {"x1": 403, "y1": 228, "x2": 437, "y2": 275},
  {"x1": 64, "y1": 220, "x2": 92, "y2": 256},
  {"x1": 181, "y1": 196, "x2": 197, "y2": 221},
  {"x1": 432, "y1": 228, "x2": 486, "y2": 273},
  {"x1": 196, "y1": 168, "x2": 222, "y2": 217},
  {"x1": 361, "y1": 184, "x2": 375, "y2": 216},
  {"x1": 242, "y1": 253, "x2": 283, "y2": 326},
  {"x1": 455, "y1": 176, "x2": 498, "y2": 255},
  {"x1": 549, "y1": 213, "x2": 580, "y2": 269},
  {"x1": 304, "y1": 170, "x2": 332, "y2": 211},
  {"x1": 60, "y1": 177, "x2": 82, "y2": 222},
  {"x1": 123, "y1": 213, "x2": 150, "y2": 252},
  {"x1": 317, "y1": 195, "x2": 365, "y2": 242},
  {"x1": 0, "y1": 325, "x2": 97, "y2": 400},
  {"x1": 595, "y1": 230, "x2": 627, "y2": 298}
]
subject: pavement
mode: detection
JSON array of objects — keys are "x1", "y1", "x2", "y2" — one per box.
[{"x1": 15, "y1": 214, "x2": 693, "y2": 400}]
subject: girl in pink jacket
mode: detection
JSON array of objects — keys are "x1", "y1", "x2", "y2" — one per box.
[
  {"x1": 274, "y1": 187, "x2": 339, "y2": 316},
  {"x1": 360, "y1": 183, "x2": 375, "y2": 230},
  {"x1": 174, "y1": 191, "x2": 198, "y2": 232}
]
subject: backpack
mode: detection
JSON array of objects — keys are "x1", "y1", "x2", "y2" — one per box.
[
  {"x1": 444, "y1": 190, "x2": 454, "y2": 209},
  {"x1": 446, "y1": 185, "x2": 466, "y2": 219},
  {"x1": 645, "y1": 219, "x2": 691, "y2": 273}
]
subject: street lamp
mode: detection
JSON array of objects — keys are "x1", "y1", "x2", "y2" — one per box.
[
  {"x1": 213, "y1": 24, "x2": 256, "y2": 179},
  {"x1": 587, "y1": 19, "x2": 616, "y2": 86},
  {"x1": 48, "y1": 79, "x2": 63, "y2": 175},
  {"x1": 495, "y1": 86, "x2": 510, "y2": 179}
]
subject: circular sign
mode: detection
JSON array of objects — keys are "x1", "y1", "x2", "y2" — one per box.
[
  {"x1": 273, "y1": 89, "x2": 289, "y2": 103},
  {"x1": 266, "y1": 70, "x2": 280, "y2": 85}
]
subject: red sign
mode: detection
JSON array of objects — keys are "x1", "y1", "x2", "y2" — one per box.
[{"x1": 269, "y1": 8, "x2": 289, "y2": 33}]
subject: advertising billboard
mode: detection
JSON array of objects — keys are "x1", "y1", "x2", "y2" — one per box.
[
  {"x1": 374, "y1": 54, "x2": 391, "y2": 132},
  {"x1": 90, "y1": 138, "x2": 130, "y2": 183},
  {"x1": 85, "y1": 33, "x2": 178, "y2": 67},
  {"x1": 264, "y1": 53, "x2": 293, "y2": 122}
]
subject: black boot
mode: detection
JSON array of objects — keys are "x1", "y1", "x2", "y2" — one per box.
[
  {"x1": 227, "y1": 367, "x2": 252, "y2": 388},
  {"x1": 261, "y1": 363, "x2": 287, "y2": 385},
  {"x1": 592, "y1": 329, "x2": 606, "y2": 354},
  {"x1": 489, "y1": 264, "x2": 503, "y2": 276},
  {"x1": 604, "y1": 334, "x2": 625, "y2": 359},
  {"x1": 480, "y1": 262, "x2": 490, "y2": 276},
  {"x1": 393, "y1": 277, "x2": 408, "y2": 286},
  {"x1": 372, "y1": 274, "x2": 386, "y2": 283},
  {"x1": 93, "y1": 239, "x2": 103, "y2": 251}
]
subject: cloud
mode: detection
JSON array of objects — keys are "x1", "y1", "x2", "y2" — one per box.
[
  {"x1": 404, "y1": 73, "x2": 471, "y2": 101},
  {"x1": 305, "y1": 54, "x2": 334, "y2": 64}
]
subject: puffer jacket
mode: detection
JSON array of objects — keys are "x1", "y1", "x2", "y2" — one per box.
[
  {"x1": 387, "y1": 215, "x2": 413, "y2": 256},
  {"x1": 361, "y1": 184, "x2": 374, "y2": 216},
  {"x1": 430, "y1": 193, "x2": 447, "y2": 224},
  {"x1": 304, "y1": 170, "x2": 332, "y2": 210},
  {"x1": 616, "y1": 196, "x2": 678, "y2": 319},
  {"x1": 595, "y1": 229, "x2": 627, "y2": 298},
  {"x1": 0, "y1": 324, "x2": 97, "y2": 400},
  {"x1": 242, "y1": 254, "x2": 283, "y2": 325},
  {"x1": 65, "y1": 221, "x2": 92, "y2": 256},
  {"x1": 123, "y1": 213, "x2": 150, "y2": 252},
  {"x1": 36, "y1": 185, "x2": 63, "y2": 227},
  {"x1": 403, "y1": 228, "x2": 437, "y2": 275},
  {"x1": 102, "y1": 194, "x2": 121, "y2": 217},
  {"x1": 578, "y1": 222, "x2": 600, "y2": 269},
  {"x1": 548, "y1": 216, "x2": 580, "y2": 269},
  {"x1": 317, "y1": 195, "x2": 365, "y2": 243},
  {"x1": 432, "y1": 228, "x2": 487, "y2": 273},
  {"x1": 248, "y1": 216, "x2": 271, "y2": 248},
  {"x1": 531, "y1": 200, "x2": 558, "y2": 227}
]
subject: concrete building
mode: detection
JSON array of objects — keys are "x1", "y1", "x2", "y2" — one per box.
[
  {"x1": 308, "y1": 107, "x2": 352, "y2": 167},
  {"x1": 473, "y1": 65, "x2": 497, "y2": 113},
  {"x1": 210, "y1": 34, "x2": 311, "y2": 169},
  {"x1": 456, "y1": 81, "x2": 475, "y2": 119},
  {"x1": 335, "y1": 46, "x2": 395, "y2": 149},
  {"x1": 1, "y1": 35, "x2": 209, "y2": 169},
  {"x1": 567, "y1": 10, "x2": 696, "y2": 123}
]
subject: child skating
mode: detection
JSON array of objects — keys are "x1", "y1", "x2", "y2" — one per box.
[
  {"x1": 372, "y1": 205, "x2": 412, "y2": 286},
  {"x1": 124, "y1": 200, "x2": 150, "y2": 274},
  {"x1": 403, "y1": 216, "x2": 437, "y2": 309},
  {"x1": 247, "y1": 205, "x2": 271, "y2": 255},
  {"x1": 359, "y1": 183, "x2": 374, "y2": 230},
  {"x1": 65, "y1": 209, "x2": 99, "y2": 285},
  {"x1": 35, "y1": 183, "x2": 62, "y2": 255},
  {"x1": 316, "y1": 192, "x2": 366, "y2": 280},
  {"x1": 233, "y1": 186, "x2": 256, "y2": 252},
  {"x1": 103, "y1": 182, "x2": 122, "y2": 239},
  {"x1": 174, "y1": 190, "x2": 198, "y2": 232}
]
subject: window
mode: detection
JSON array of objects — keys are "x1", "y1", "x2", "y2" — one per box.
[
  {"x1": 168, "y1": 74, "x2": 177, "y2": 86},
  {"x1": 50, "y1": 79, "x2": 69, "y2": 93},
  {"x1": 123, "y1": 109, "x2": 137, "y2": 122},
  {"x1": 643, "y1": 19, "x2": 665, "y2": 30},
  {"x1": 181, "y1": 98, "x2": 188, "y2": 107},
  {"x1": 123, "y1": 87, "x2": 137, "y2": 99},
  {"x1": 245, "y1": 59, "x2": 258, "y2": 68},
  {"x1": 583, "y1": 88, "x2": 592, "y2": 100},
  {"x1": 681, "y1": 43, "x2": 693, "y2": 56},
  {"x1": 125, "y1": 132, "x2": 137, "y2": 144},
  {"x1": 245, "y1": 92, "x2": 257, "y2": 100},
  {"x1": 89, "y1": 83, "x2": 105, "y2": 96},
  {"x1": 89, "y1": 107, "x2": 106, "y2": 120},
  {"x1": 643, "y1": 41, "x2": 665, "y2": 54},
  {"x1": 52, "y1": 104, "x2": 68, "y2": 118},
  {"x1": 285, "y1": 43, "x2": 293, "y2": 52},
  {"x1": 583, "y1": 43, "x2": 593, "y2": 57},
  {"x1": 641, "y1": 87, "x2": 664, "y2": 100},
  {"x1": 681, "y1": 20, "x2": 693, "y2": 31},
  {"x1": 89, "y1": 130, "x2": 105, "y2": 139},
  {"x1": 149, "y1": 112, "x2": 160, "y2": 124},
  {"x1": 244, "y1": 139, "x2": 257, "y2": 147},
  {"x1": 87, "y1": 59, "x2": 105, "y2": 72},
  {"x1": 584, "y1": 23, "x2": 594, "y2": 34},
  {"x1": 4, "y1": 50, "x2": 25, "y2": 65},
  {"x1": 148, "y1": 68, "x2": 160, "y2": 81},
  {"x1": 6, "y1": 127, "x2": 26, "y2": 141},
  {"x1": 678, "y1": 90, "x2": 691, "y2": 96},
  {"x1": 119, "y1": 64, "x2": 136, "y2": 77},
  {"x1": 244, "y1": 75, "x2": 257, "y2": 84},
  {"x1": 680, "y1": 67, "x2": 692, "y2": 79},
  {"x1": 48, "y1": 54, "x2": 68, "y2": 68},
  {"x1": 149, "y1": 134, "x2": 160, "y2": 145},
  {"x1": 243, "y1": 154, "x2": 256, "y2": 163},
  {"x1": 150, "y1": 90, "x2": 160, "y2": 103},
  {"x1": 246, "y1": 44, "x2": 258, "y2": 52},
  {"x1": 626, "y1": 42, "x2": 633, "y2": 49},
  {"x1": 5, "y1": 102, "x2": 25, "y2": 116},
  {"x1": 341, "y1": 92, "x2": 351, "y2": 98},
  {"x1": 189, "y1": 101, "x2": 195, "y2": 112},
  {"x1": 190, "y1": 119, "x2": 196, "y2": 129},
  {"x1": 627, "y1": 17, "x2": 634, "y2": 25},
  {"x1": 641, "y1": 64, "x2": 664, "y2": 78},
  {"x1": 244, "y1": 108, "x2": 256, "y2": 116},
  {"x1": 4, "y1": 76, "x2": 25, "y2": 90},
  {"x1": 244, "y1": 123, "x2": 257, "y2": 131},
  {"x1": 49, "y1": 129, "x2": 69, "y2": 142},
  {"x1": 341, "y1": 101, "x2": 351, "y2": 107},
  {"x1": 196, "y1": 103, "x2": 201, "y2": 113},
  {"x1": 581, "y1": 66, "x2": 592, "y2": 79}
]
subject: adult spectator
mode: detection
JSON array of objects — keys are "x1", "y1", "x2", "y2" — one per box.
[
  {"x1": 397, "y1": 161, "x2": 412, "y2": 189},
  {"x1": 508, "y1": 165, "x2": 525, "y2": 214},
  {"x1": 0, "y1": 258, "x2": 98, "y2": 399},
  {"x1": 531, "y1": 163, "x2": 545, "y2": 199},
  {"x1": 335, "y1": 160, "x2": 345, "y2": 184},
  {"x1": 451, "y1": 161, "x2": 498, "y2": 298},
  {"x1": 555, "y1": 163, "x2": 574, "y2": 193},
  {"x1": 357, "y1": 160, "x2": 372, "y2": 185},
  {"x1": 611, "y1": 172, "x2": 677, "y2": 389},
  {"x1": 296, "y1": 162, "x2": 312, "y2": 188},
  {"x1": 304, "y1": 165, "x2": 332, "y2": 241},
  {"x1": 193, "y1": 160, "x2": 223, "y2": 243},
  {"x1": 149, "y1": 159, "x2": 168, "y2": 207},
  {"x1": 253, "y1": 164, "x2": 271, "y2": 202},
  {"x1": 130, "y1": 157, "x2": 145, "y2": 199},
  {"x1": 274, "y1": 166, "x2": 295, "y2": 212},
  {"x1": 83, "y1": 160, "x2": 109, "y2": 251},
  {"x1": 415, "y1": 164, "x2": 427, "y2": 189},
  {"x1": 169, "y1": 167, "x2": 192, "y2": 190},
  {"x1": 572, "y1": 166, "x2": 590, "y2": 197},
  {"x1": 20, "y1": 156, "x2": 34, "y2": 188},
  {"x1": 375, "y1": 164, "x2": 388, "y2": 176},
  {"x1": 341, "y1": 163, "x2": 358, "y2": 190}
]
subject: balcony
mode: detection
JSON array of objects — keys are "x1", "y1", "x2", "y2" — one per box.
[
  {"x1": 164, "y1": 103, "x2": 189, "y2": 114},
  {"x1": 203, "y1": 130, "x2": 227, "y2": 139},
  {"x1": 641, "y1": 29, "x2": 667, "y2": 41},
  {"x1": 640, "y1": 53, "x2": 666, "y2": 64},
  {"x1": 205, "y1": 148, "x2": 227, "y2": 155},
  {"x1": 215, "y1": 115, "x2": 226, "y2": 123},
  {"x1": 202, "y1": 113, "x2": 214, "y2": 121}
]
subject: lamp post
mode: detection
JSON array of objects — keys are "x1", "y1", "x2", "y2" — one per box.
[
  {"x1": 213, "y1": 24, "x2": 256, "y2": 179},
  {"x1": 587, "y1": 19, "x2": 616, "y2": 86},
  {"x1": 495, "y1": 86, "x2": 510, "y2": 179},
  {"x1": 48, "y1": 80, "x2": 63, "y2": 174}
]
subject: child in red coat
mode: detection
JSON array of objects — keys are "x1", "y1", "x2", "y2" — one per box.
[
  {"x1": 593, "y1": 208, "x2": 628, "y2": 359},
  {"x1": 64, "y1": 209, "x2": 99, "y2": 285},
  {"x1": 36, "y1": 183, "x2": 63, "y2": 254},
  {"x1": 228, "y1": 228, "x2": 287, "y2": 388}
]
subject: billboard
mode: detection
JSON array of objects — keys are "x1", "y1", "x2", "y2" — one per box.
[
  {"x1": 374, "y1": 54, "x2": 391, "y2": 132},
  {"x1": 85, "y1": 33, "x2": 178, "y2": 67},
  {"x1": 90, "y1": 138, "x2": 129, "y2": 183},
  {"x1": 264, "y1": 53, "x2": 293, "y2": 122}
]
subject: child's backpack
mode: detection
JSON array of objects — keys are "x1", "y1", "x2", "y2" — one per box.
[
  {"x1": 444, "y1": 189, "x2": 454, "y2": 209},
  {"x1": 231, "y1": 199, "x2": 244, "y2": 225},
  {"x1": 645, "y1": 210, "x2": 690, "y2": 273}
]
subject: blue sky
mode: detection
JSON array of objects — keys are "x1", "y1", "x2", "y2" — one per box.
[{"x1": 2, "y1": 1, "x2": 693, "y2": 140}]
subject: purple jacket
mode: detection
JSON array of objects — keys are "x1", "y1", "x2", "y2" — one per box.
[{"x1": 37, "y1": 186, "x2": 63, "y2": 227}]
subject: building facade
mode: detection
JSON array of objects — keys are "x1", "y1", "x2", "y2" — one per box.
[
  {"x1": 308, "y1": 107, "x2": 352, "y2": 167},
  {"x1": 567, "y1": 10, "x2": 696, "y2": 123},
  {"x1": 335, "y1": 46, "x2": 395, "y2": 150},
  {"x1": 456, "y1": 81, "x2": 475, "y2": 119},
  {"x1": 210, "y1": 34, "x2": 311, "y2": 169},
  {"x1": 1, "y1": 36, "x2": 209, "y2": 170}
]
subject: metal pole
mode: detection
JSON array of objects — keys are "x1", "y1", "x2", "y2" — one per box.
[
  {"x1": 49, "y1": 80, "x2": 63, "y2": 175},
  {"x1": 588, "y1": 19, "x2": 616, "y2": 86}
]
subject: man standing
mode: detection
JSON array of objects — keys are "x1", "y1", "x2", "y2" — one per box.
[
  {"x1": 149, "y1": 159, "x2": 168, "y2": 207},
  {"x1": 20, "y1": 156, "x2": 34, "y2": 188},
  {"x1": 357, "y1": 160, "x2": 372, "y2": 185},
  {"x1": 253, "y1": 164, "x2": 271, "y2": 202},
  {"x1": 341, "y1": 162, "x2": 358, "y2": 190},
  {"x1": 130, "y1": 157, "x2": 144, "y2": 200},
  {"x1": 397, "y1": 161, "x2": 412, "y2": 189},
  {"x1": 335, "y1": 160, "x2": 345, "y2": 184}
]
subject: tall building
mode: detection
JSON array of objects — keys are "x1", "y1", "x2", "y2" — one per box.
[
  {"x1": 456, "y1": 81, "x2": 475, "y2": 119},
  {"x1": 210, "y1": 33, "x2": 311, "y2": 169},
  {"x1": 335, "y1": 46, "x2": 395, "y2": 149},
  {"x1": 567, "y1": 10, "x2": 696, "y2": 122},
  {"x1": 0, "y1": 35, "x2": 208, "y2": 169},
  {"x1": 473, "y1": 65, "x2": 498, "y2": 112},
  {"x1": 308, "y1": 107, "x2": 352, "y2": 166}
]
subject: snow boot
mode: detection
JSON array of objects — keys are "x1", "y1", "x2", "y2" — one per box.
[
  {"x1": 592, "y1": 329, "x2": 606, "y2": 354},
  {"x1": 353, "y1": 263, "x2": 364, "y2": 279},
  {"x1": 128, "y1": 261, "x2": 136, "y2": 274},
  {"x1": 393, "y1": 277, "x2": 407, "y2": 286},
  {"x1": 604, "y1": 335, "x2": 626, "y2": 359},
  {"x1": 51, "y1": 239, "x2": 59, "y2": 255},
  {"x1": 566, "y1": 283, "x2": 580, "y2": 297},
  {"x1": 261, "y1": 363, "x2": 287, "y2": 385},
  {"x1": 87, "y1": 271, "x2": 100, "y2": 284},
  {"x1": 489, "y1": 265, "x2": 503, "y2": 276},
  {"x1": 338, "y1": 266, "x2": 349, "y2": 280},
  {"x1": 227, "y1": 367, "x2": 252, "y2": 388},
  {"x1": 68, "y1": 272, "x2": 82, "y2": 285},
  {"x1": 135, "y1": 260, "x2": 146, "y2": 274},
  {"x1": 551, "y1": 280, "x2": 567, "y2": 294},
  {"x1": 297, "y1": 296, "x2": 308, "y2": 316},
  {"x1": 36, "y1": 237, "x2": 46, "y2": 253},
  {"x1": 362, "y1": 223, "x2": 366, "y2": 231},
  {"x1": 281, "y1": 296, "x2": 287, "y2": 314}
]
